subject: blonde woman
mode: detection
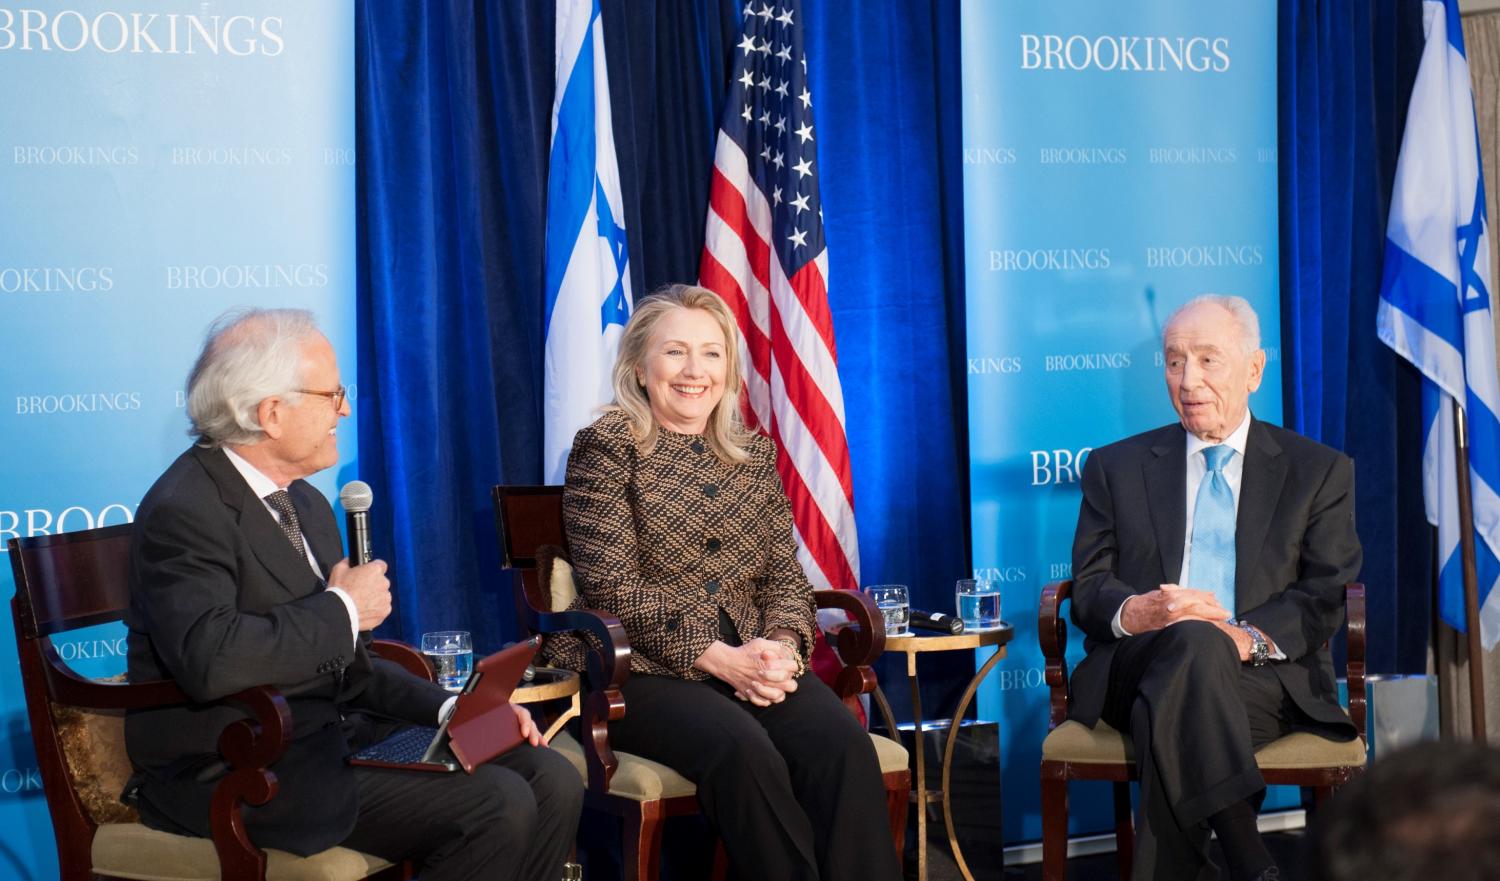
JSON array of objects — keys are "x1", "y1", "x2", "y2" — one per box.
[{"x1": 548, "y1": 285, "x2": 900, "y2": 880}]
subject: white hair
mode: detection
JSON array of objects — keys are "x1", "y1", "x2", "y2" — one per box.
[
  {"x1": 1164, "y1": 294, "x2": 1262, "y2": 355},
  {"x1": 186, "y1": 308, "x2": 321, "y2": 447}
]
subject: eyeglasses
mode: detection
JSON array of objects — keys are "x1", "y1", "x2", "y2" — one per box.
[{"x1": 297, "y1": 385, "x2": 348, "y2": 410}]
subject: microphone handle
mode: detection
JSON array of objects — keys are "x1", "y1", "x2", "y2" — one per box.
[
  {"x1": 346, "y1": 510, "x2": 373, "y2": 566},
  {"x1": 909, "y1": 610, "x2": 964, "y2": 635}
]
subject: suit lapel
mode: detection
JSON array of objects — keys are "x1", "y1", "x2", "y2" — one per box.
[
  {"x1": 1235, "y1": 419, "x2": 1286, "y2": 608},
  {"x1": 1143, "y1": 426, "x2": 1187, "y2": 585},
  {"x1": 194, "y1": 446, "x2": 321, "y2": 601}
]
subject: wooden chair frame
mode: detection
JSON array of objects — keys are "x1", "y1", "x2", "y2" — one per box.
[
  {"x1": 9, "y1": 523, "x2": 422, "y2": 881},
  {"x1": 493, "y1": 484, "x2": 909, "y2": 881},
  {"x1": 1037, "y1": 579, "x2": 1367, "y2": 881}
]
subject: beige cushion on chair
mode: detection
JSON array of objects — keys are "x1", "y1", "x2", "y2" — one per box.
[
  {"x1": 546, "y1": 553, "x2": 579, "y2": 611},
  {"x1": 869, "y1": 731, "x2": 909, "y2": 773},
  {"x1": 550, "y1": 730, "x2": 698, "y2": 800},
  {"x1": 1042, "y1": 719, "x2": 1366, "y2": 770},
  {"x1": 92, "y1": 822, "x2": 394, "y2": 881}
]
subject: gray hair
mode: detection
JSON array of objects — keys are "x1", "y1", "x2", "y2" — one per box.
[
  {"x1": 186, "y1": 308, "x2": 321, "y2": 447},
  {"x1": 1164, "y1": 294, "x2": 1262, "y2": 355}
]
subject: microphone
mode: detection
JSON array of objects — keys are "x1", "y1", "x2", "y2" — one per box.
[
  {"x1": 339, "y1": 480, "x2": 374, "y2": 565},
  {"x1": 909, "y1": 610, "x2": 965, "y2": 635}
]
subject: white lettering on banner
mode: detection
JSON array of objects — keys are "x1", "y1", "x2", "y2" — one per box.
[
  {"x1": 0, "y1": 9, "x2": 284, "y2": 56},
  {"x1": 967, "y1": 356, "x2": 1022, "y2": 375},
  {"x1": 963, "y1": 147, "x2": 1017, "y2": 165},
  {"x1": 322, "y1": 147, "x2": 356, "y2": 166},
  {"x1": 164, "y1": 263, "x2": 329, "y2": 289},
  {"x1": 1049, "y1": 562, "x2": 1072, "y2": 580},
  {"x1": 1258, "y1": 147, "x2": 1277, "y2": 163},
  {"x1": 1038, "y1": 147, "x2": 1126, "y2": 165},
  {"x1": 974, "y1": 565, "x2": 1028, "y2": 583},
  {"x1": 171, "y1": 146, "x2": 293, "y2": 166},
  {"x1": 15, "y1": 393, "x2": 142, "y2": 415},
  {"x1": 1019, "y1": 34, "x2": 1230, "y2": 73},
  {"x1": 1044, "y1": 352, "x2": 1130, "y2": 372},
  {"x1": 11, "y1": 145, "x2": 138, "y2": 165},
  {"x1": 988, "y1": 248, "x2": 1110, "y2": 272},
  {"x1": 992, "y1": 668, "x2": 1046, "y2": 691},
  {"x1": 174, "y1": 390, "x2": 185, "y2": 408},
  {"x1": 0, "y1": 504, "x2": 136, "y2": 543},
  {"x1": 54, "y1": 636, "x2": 127, "y2": 661},
  {"x1": 1031, "y1": 448, "x2": 1091, "y2": 486},
  {"x1": 0, "y1": 769, "x2": 44, "y2": 793},
  {"x1": 1148, "y1": 146, "x2": 1237, "y2": 164},
  {"x1": 0, "y1": 266, "x2": 113, "y2": 293},
  {"x1": 1145, "y1": 244, "x2": 1264, "y2": 268}
]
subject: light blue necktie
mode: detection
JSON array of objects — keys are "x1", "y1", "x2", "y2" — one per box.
[{"x1": 1187, "y1": 444, "x2": 1236, "y2": 619}]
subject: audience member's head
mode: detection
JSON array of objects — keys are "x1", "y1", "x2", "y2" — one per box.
[{"x1": 1306, "y1": 740, "x2": 1500, "y2": 881}]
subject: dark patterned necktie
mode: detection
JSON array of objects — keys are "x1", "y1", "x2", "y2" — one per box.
[{"x1": 264, "y1": 490, "x2": 309, "y2": 561}]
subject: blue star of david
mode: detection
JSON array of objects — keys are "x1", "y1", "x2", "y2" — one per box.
[
  {"x1": 1458, "y1": 181, "x2": 1491, "y2": 315},
  {"x1": 596, "y1": 177, "x2": 630, "y2": 330}
]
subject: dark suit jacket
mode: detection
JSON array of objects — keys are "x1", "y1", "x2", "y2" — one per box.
[
  {"x1": 124, "y1": 446, "x2": 448, "y2": 855},
  {"x1": 1068, "y1": 419, "x2": 1362, "y2": 732}
]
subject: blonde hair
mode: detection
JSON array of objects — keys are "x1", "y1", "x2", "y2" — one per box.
[{"x1": 610, "y1": 284, "x2": 756, "y2": 463}]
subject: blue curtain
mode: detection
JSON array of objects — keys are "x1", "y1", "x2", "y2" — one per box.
[{"x1": 1279, "y1": 0, "x2": 1433, "y2": 673}]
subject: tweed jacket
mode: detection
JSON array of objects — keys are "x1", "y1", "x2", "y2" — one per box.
[{"x1": 545, "y1": 409, "x2": 816, "y2": 680}]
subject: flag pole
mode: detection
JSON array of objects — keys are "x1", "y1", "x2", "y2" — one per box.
[{"x1": 1452, "y1": 399, "x2": 1488, "y2": 741}]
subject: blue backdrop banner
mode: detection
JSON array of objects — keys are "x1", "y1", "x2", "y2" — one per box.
[
  {"x1": 0, "y1": 3, "x2": 356, "y2": 877},
  {"x1": 959, "y1": 2, "x2": 1285, "y2": 843}
]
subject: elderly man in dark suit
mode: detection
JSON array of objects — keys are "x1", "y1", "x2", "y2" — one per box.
[
  {"x1": 123, "y1": 308, "x2": 582, "y2": 881},
  {"x1": 1069, "y1": 295, "x2": 1361, "y2": 881}
]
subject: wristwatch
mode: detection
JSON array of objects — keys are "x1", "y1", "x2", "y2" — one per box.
[{"x1": 1239, "y1": 623, "x2": 1270, "y2": 667}]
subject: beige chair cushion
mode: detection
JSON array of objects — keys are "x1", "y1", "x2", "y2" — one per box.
[
  {"x1": 869, "y1": 732, "x2": 910, "y2": 774},
  {"x1": 1042, "y1": 719, "x2": 1366, "y2": 769},
  {"x1": 92, "y1": 822, "x2": 394, "y2": 881},
  {"x1": 542, "y1": 550, "x2": 578, "y2": 611},
  {"x1": 550, "y1": 730, "x2": 697, "y2": 800}
]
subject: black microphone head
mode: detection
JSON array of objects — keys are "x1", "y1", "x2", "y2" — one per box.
[{"x1": 339, "y1": 480, "x2": 374, "y2": 514}]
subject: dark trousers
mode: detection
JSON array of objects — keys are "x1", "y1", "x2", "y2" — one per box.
[
  {"x1": 1100, "y1": 621, "x2": 1320, "y2": 881},
  {"x1": 609, "y1": 673, "x2": 902, "y2": 881},
  {"x1": 341, "y1": 739, "x2": 583, "y2": 881}
]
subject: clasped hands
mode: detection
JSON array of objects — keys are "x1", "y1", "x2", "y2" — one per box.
[
  {"x1": 695, "y1": 638, "x2": 800, "y2": 707},
  {"x1": 1119, "y1": 584, "x2": 1260, "y2": 662}
]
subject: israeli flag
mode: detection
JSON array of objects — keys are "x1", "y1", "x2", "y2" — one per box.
[
  {"x1": 543, "y1": 0, "x2": 632, "y2": 483},
  {"x1": 1377, "y1": 0, "x2": 1500, "y2": 649}
]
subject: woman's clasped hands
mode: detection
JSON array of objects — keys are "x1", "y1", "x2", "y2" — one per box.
[{"x1": 695, "y1": 638, "x2": 801, "y2": 706}]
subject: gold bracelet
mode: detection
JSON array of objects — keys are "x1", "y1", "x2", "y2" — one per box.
[{"x1": 774, "y1": 636, "x2": 805, "y2": 677}]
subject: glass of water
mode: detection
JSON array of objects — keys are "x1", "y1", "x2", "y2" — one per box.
[
  {"x1": 863, "y1": 584, "x2": 910, "y2": 636},
  {"x1": 956, "y1": 577, "x2": 1003, "y2": 630},
  {"x1": 422, "y1": 630, "x2": 474, "y2": 692}
]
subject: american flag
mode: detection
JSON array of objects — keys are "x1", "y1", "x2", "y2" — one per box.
[{"x1": 699, "y1": 1, "x2": 861, "y2": 658}]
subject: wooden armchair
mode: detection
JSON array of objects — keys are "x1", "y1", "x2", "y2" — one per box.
[
  {"x1": 493, "y1": 484, "x2": 910, "y2": 881},
  {"x1": 8, "y1": 523, "x2": 428, "y2": 881},
  {"x1": 1037, "y1": 579, "x2": 1369, "y2": 881}
]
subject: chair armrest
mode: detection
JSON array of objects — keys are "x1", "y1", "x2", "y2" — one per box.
[
  {"x1": 815, "y1": 589, "x2": 885, "y2": 705},
  {"x1": 1345, "y1": 583, "x2": 1366, "y2": 740},
  {"x1": 371, "y1": 639, "x2": 434, "y2": 682},
  {"x1": 522, "y1": 597, "x2": 630, "y2": 795},
  {"x1": 209, "y1": 685, "x2": 293, "y2": 881},
  {"x1": 1039, "y1": 580, "x2": 1071, "y2": 729}
]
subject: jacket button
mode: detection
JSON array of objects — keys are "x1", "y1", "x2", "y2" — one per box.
[
  {"x1": 706, "y1": 537, "x2": 721, "y2": 552},
  {"x1": 705, "y1": 580, "x2": 720, "y2": 596},
  {"x1": 703, "y1": 484, "x2": 718, "y2": 498},
  {"x1": 665, "y1": 617, "x2": 680, "y2": 632},
  {"x1": 691, "y1": 440, "x2": 706, "y2": 454}
]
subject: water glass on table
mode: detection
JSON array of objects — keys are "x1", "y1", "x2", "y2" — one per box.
[
  {"x1": 421, "y1": 630, "x2": 474, "y2": 692},
  {"x1": 863, "y1": 584, "x2": 910, "y2": 636},
  {"x1": 955, "y1": 577, "x2": 1002, "y2": 630}
]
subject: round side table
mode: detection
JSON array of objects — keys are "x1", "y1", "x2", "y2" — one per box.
[
  {"x1": 513, "y1": 666, "x2": 581, "y2": 744},
  {"x1": 873, "y1": 624, "x2": 1014, "y2": 881}
]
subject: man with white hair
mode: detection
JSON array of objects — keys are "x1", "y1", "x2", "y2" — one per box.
[
  {"x1": 122, "y1": 308, "x2": 581, "y2": 881},
  {"x1": 1069, "y1": 295, "x2": 1362, "y2": 881}
]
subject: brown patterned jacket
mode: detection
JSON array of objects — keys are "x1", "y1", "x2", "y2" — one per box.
[{"x1": 543, "y1": 409, "x2": 816, "y2": 680}]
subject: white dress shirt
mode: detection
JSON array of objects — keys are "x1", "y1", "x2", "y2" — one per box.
[{"x1": 222, "y1": 447, "x2": 359, "y2": 647}]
